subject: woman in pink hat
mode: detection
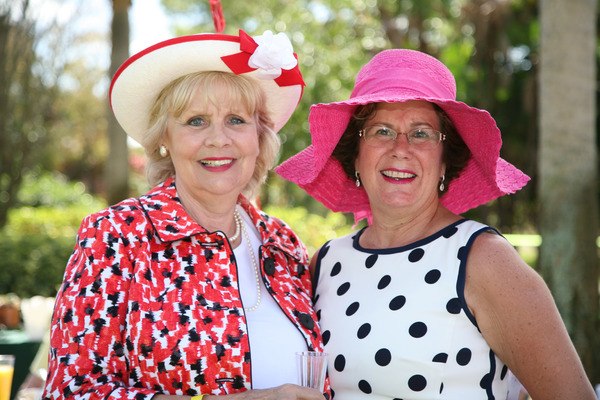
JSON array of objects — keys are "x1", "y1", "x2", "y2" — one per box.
[
  {"x1": 43, "y1": 31, "x2": 328, "y2": 400},
  {"x1": 276, "y1": 49, "x2": 595, "y2": 399}
]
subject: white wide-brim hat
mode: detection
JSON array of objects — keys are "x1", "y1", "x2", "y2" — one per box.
[{"x1": 110, "y1": 29, "x2": 305, "y2": 144}]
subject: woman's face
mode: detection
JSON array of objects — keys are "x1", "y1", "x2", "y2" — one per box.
[
  {"x1": 164, "y1": 83, "x2": 260, "y2": 203},
  {"x1": 355, "y1": 100, "x2": 445, "y2": 216}
]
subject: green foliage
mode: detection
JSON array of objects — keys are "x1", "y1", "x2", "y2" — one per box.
[
  {"x1": 263, "y1": 205, "x2": 355, "y2": 256},
  {"x1": 0, "y1": 234, "x2": 73, "y2": 298},
  {"x1": 0, "y1": 172, "x2": 107, "y2": 298}
]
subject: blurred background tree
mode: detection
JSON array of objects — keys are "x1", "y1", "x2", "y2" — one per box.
[
  {"x1": 538, "y1": 0, "x2": 599, "y2": 381},
  {"x1": 104, "y1": 0, "x2": 131, "y2": 205},
  {"x1": 0, "y1": 0, "x2": 598, "y2": 384}
]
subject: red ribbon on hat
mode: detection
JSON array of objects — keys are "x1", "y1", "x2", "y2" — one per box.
[
  {"x1": 209, "y1": 0, "x2": 225, "y2": 33},
  {"x1": 221, "y1": 30, "x2": 305, "y2": 87}
]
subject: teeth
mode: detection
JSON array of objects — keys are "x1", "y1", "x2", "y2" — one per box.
[
  {"x1": 382, "y1": 170, "x2": 415, "y2": 179},
  {"x1": 201, "y1": 159, "x2": 233, "y2": 167}
]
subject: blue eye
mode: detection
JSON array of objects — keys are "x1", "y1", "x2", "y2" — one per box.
[
  {"x1": 372, "y1": 127, "x2": 395, "y2": 137},
  {"x1": 187, "y1": 117, "x2": 205, "y2": 127},
  {"x1": 412, "y1": 129, "x2": 430, "y2": 138},
  {"x1": 229, "y1": 116, "x2": 246, "y2": 125},
  {"x1": 410, "y1": 128, "x2": 436, "y2": 141}
]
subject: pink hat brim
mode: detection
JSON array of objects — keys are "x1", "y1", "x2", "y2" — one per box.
[{"x1": 275, "y1": 93, "x2": 530, "y2": 222}]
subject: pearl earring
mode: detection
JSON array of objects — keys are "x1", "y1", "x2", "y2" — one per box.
[
  {"x1": 159, "y1": 145, "x2": 169, "y2": 158},
  {"x1": 439, "y1": 174, "x2": 445, "y2": 192},
  {"x1": 355, "y1": 171, "x2": 361, "y2": 187}
]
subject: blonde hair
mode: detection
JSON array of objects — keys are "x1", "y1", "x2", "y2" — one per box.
[{"x1": 142, "y1": 71, "x2": 280, "y2": 199}]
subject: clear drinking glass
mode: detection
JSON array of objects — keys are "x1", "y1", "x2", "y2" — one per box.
[{"x1": 296, "y1": 351, "x2": 328, "y2": 393}]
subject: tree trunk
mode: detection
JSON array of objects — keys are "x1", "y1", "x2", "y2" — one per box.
[
  {"x1": 105, "y1": 0, "x2": 131, "y2": 205},
  {"x1": 538, "y1": 0, "x2": 599, "y2": 383}
]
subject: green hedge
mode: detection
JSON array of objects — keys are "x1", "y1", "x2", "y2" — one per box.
[
  {"x1": 0, "y1": 172, "x2": 107, "y2": 298},
  {"x1": 263, "y1": 205, "x2": 355, "y2": 256},
  {"x1": 0, "y1": 233, "x2": 74, "y2": 297}
]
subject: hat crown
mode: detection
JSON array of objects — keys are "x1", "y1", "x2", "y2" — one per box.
[{"x1": 351, "y1": 49, "x2": 456, "y2": 101}]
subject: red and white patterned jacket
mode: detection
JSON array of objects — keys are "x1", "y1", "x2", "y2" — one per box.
[{"x1": 43, "y1": 178, "x2": 327, "y2": 400}]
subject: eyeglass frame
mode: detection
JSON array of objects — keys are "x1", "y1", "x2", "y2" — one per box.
[{"x1": 358, "y1": 124, "x2": 446, "y2": 149}]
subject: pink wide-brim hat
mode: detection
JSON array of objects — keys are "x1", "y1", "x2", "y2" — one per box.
[
  {"x1": 110, "y1": 30, "x2": 305, "y2": 145},
  {"x1": 275, "y1": 49, "x2": 530, "y2": 224}
]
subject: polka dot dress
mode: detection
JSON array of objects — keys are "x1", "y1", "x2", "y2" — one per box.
[{"x1": 313, "y1": 219, "x2": 510, "y2": 400}]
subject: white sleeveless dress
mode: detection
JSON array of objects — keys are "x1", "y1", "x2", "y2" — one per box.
[{"x1": 313, "y1": 219, "x2": 510, "y2": 400}]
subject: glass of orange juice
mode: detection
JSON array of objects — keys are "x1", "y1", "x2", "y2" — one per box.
[{"x1": 0, "y1": 354, "x2": 15, "y2": 400}]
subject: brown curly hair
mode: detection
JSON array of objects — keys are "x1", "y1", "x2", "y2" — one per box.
[{"x1": 331, "y1": 102, "x2": 471, "y2": 196}]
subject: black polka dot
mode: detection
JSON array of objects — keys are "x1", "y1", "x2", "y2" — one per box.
[
  {"x1": 345, "y1": 302, "x2": 360, "y2": 316},
  {"x1": 316, "y1": 309, "x2": 321, "y2": 321},
  {"x1": 322, "y1": 330, "x2": 331, "y2": 345},
  {"x1": 375, "y1": 348, "x2": 391, "y2": 366},
  {"x1": 440, "y1": 382, "x2": 444, "y2": 393},
  {"x1": 334, "y1": 354, "x2": 346, "y2": 372},
  {"x1": 480, "y1": 373, "x2": 493, "y2": 389},
  {"x1": 409, "y1": 322, "x2": 427, "y2": 338},
  {"x1": 501, "y1": 365, "x2": 508, "y2": 379},
  {"x1": 377, "y1": 275, "x2": 391, "y2": 289},
  {"x1": 457, "y1": 245, "x2": 466, "y2": 261},
  {"x1": 408, "y1": 375, "x2": 427, "y2": 391},
  {"x1": 424, "y1": 269, "x2": 441, "y2": 284},
  {"x1": 456, "y1": 348, "x2": 472, "y2": 366},
  {"x1": 358, "y1": 380, "x2": 372, "y2": 394},
  {"x1": 365, "y1": 254, "x2": 378, "y2": 269},
  {"x1": 432, "y1": 353, "x2": 448, "y2": 363},
  {"x1": 389, "y1": 295, "x2": 406, "y2": 311},
  {"x1": 357, "y1": 323, "x2": 371, "y2": 339},
  {"x1": 321, "y1": 244, "x2": 330, "y2": 258},
  {"x1": 337, "y1": 282, "x2": 350, "y2": 296},
  {"x1": 408, "y1": 248, "x2": 425, "y2": 262},
  {"x1": 443, "y1": 226, "x2": 458, "y2": 238},
  {"x1": 446, "y1": 298, "x2": 461, "y2": 314},
  {"x1": 313, "y1": 294, "x2": 320, "y2": 305},
  {"x1": 331, "y1": 262, "x2": 342, "y2": 276}
]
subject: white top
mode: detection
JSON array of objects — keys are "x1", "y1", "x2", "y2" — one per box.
[
  {"x1": 314, "y1": 219, "x2": 510, "y2": 400},
  {"x1": 234, "y1": 207, "x2": 307, "y2": 389}
]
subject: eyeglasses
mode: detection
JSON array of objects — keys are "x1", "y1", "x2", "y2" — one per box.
[{"x1": 359, "y1": 124, "x2": 446, "y2": 149}]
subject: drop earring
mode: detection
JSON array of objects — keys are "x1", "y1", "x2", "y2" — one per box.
[
  {"x1": 159, "y1": 145, "x2": 169, "y2": 158},
  {"x1": 439, "y1": 174, "x2": 445, "y2": 192},
  {"x1": 355, "y1": 171, "x2": 361, "y2": 187}
]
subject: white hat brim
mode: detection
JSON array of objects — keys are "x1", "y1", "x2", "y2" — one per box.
[{"x1": 110, "y1": 33, "x2": 303, "y2": 144}]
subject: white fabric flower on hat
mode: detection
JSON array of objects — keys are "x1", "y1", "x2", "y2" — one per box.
[{"x1": 249, "y1": 30, "x2": 298, "y2": 80}]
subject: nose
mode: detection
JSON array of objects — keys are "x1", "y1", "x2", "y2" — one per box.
[
  {"x1": 390, "y1": 132, "x2": 411, "y2": 155},
  {"x1": 205, "y1": 124, "x2": 232, "y2": 146}
]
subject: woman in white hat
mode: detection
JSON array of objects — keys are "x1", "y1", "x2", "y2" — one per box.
[
  {"x1": 43, "y1": 30, "x2": 328, "y2": 400},
  {"x1": 277, "y1": 49, "x2": 595, "y2": 399}
]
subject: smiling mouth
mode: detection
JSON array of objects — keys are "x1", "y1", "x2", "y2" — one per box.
[
  {"x1": 381, "y1": 170, "x2": 416, "y2": 179},
  {"x1": 201, "y1": 159, "x2": 233, "y2": 167}
]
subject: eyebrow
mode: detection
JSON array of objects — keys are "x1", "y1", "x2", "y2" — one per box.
[{"x1": 369, "y1": 121, "x2": 437, "y2": 130}]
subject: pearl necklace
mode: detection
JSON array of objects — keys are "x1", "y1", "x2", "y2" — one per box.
[
  {"x1": 229, "y1": 211, "x2": 241, "y2": 242},
  {"x1": 234, "y1": 210, "x2": 262, "y2": 312}
]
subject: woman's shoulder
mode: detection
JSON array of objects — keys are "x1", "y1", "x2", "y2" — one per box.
[
  {"x1": 78, "y1": 196, "x2": 148, "y2": 235},
  {"x1": 86, "y1": 196, "x2": 145, "y2": 219}
]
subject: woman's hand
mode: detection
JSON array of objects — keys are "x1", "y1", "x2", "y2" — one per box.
[
  {"x1": 154, "y1": 384, "x2": 325, "y2": 400},
  {"x1": 226, "y1": 384, "x2": 324, "y2": 400}
]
